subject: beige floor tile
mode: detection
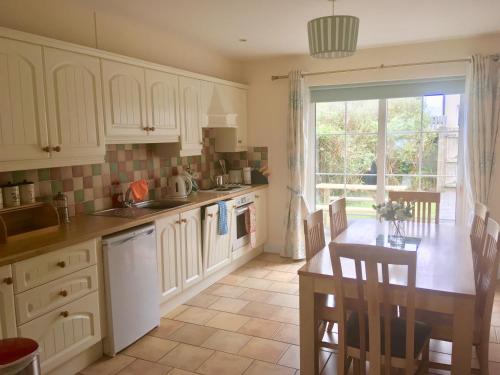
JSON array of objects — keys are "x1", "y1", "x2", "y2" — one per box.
[
  {"x1": 81, "y1": 354, "x2": 135, "y2": 375},
  {"x1": 278, "y1": 345, "x2": 300, "y2": 369},
  {"x1": 208, "y1": 296, "x2": 249, "y2": 313},
  {"x1": 283, "y1": 262, "x2": 306, "y2": 273},
  {"x1": 164, "y1": 304, "x2": 189, "y2": 319},
  {"x1": 239, "y1": 337, "x2": 289, "y2": 363},
  {"x1": 149, "y1": 319, "x2": 185, "y2": 339},
  {"x1": 273, "y1": 324, "x2": 300, "y2": 345},
  {"x1": 201, "y1": 330, "x2": 252, "y2": 353},
  {"x1": 167, "y1": 369, "x2": 198, "y2": 375},
  {"x1": 265, "y1": 271, "x2": 297, "y2": 282},
  {"x1": 239, "y1": 301, "x2": 281, "y2": 319},
  {"x1": 205, "y1": 312, "x2": 250, "y2": 331},
  {"x1": 238, "y1": 318, "x2": 283, "y2": 339},
  {"x1": 197, "y1": 351, "x2": 253, "y2": 375},
  {"x1": 491, "y1": 312, "x2": 500, "y2": 326},
  {"x1": 123, "y1": 336, "x2": 178, "y2": 362},
  {"x1": 200, "y1": 283, "x2": 223, "y2": 295},
  {"x1": 239, "y1": 289, "x2": 275, "y2": 303},
  {"x1": 244, "y1": 360, "x2": 296, "y2": 375},
  {"x1": 167, "y1": 323, "x2": 218, "y2": 346},
  {"x1": 243, "y1": 259, "x2": 270, "y2": 268},
  {"x1": 173, "y1": 306, "x2": 219, "y2": 325},
  {"x1": 219, "y1": 274, "x2": 248, "y2": 285},
  {"x1": 491, "y1": 326, "x2": 499, "y2": 343},
  {"x1": 258, "y1": 253, "x2": 288, "y2": 264},
  {"x1": 185, "y1": 294, "x2": 219, "y2": 308},
  {"x1": 158, "y1": 343, "x2": 214, "y2": 371},
  {"x1": 489, "y1": 361, "x2": 500, "y2": 373},
  {"x1": 236, "y1": 266, "x2": 271, "y2": 278},
  {"x1": 117, "y1": 359, "x2": 172, "y2": 375},
  {"x1": 488, "y1": 342, "x2": 500, "y2": 362},
  {"x1": 239, "y1": 277, "x2": 274, "y2": 290},
  {"x1": 268, "y1": 293, "x2": 300, "y2": 309},
  {"x1": 210, "y1": 284, "x2": 249, "y2": 298},
  {"x1": 267, "y1": 282, "x2": 299, "y2": 295},
  {"x1": 290, "y1": 275, "x2": 299, "y2": 284},
  {"x1": 272, "y1": 307, "x2": 300, "y2": 325}
]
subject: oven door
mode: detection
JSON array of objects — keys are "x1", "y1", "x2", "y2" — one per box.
[{"x1": 233, "y1": 204, "x2": 251, "y2": 251}]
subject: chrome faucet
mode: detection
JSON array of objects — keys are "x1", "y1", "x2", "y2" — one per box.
[{"x1": 124, "y1": 187, "x2": 135, "y2": 207}]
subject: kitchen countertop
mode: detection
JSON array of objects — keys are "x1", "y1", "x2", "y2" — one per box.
[{"x1": 0, "y1": 185, "x2": 268, "y2": 266}]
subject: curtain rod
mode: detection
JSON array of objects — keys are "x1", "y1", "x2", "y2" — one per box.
[{"x1": 271, "y1": 57, "x2": 473, "y2": 81}]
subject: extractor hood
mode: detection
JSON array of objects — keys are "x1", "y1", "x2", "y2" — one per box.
[{"x1": 203, "y1": 83, "x2": 239, "y2": 128}]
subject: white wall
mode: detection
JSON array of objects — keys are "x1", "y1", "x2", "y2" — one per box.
[
  {"x1": 0, "y1": 0, "x2": 244, "y2": 82},
  {"x1": 243, "y1": 33, "x2": 500, "y2": 253}
]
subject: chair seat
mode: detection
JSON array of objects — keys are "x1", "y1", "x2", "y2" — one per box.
[
  {"x1": 415, "y1": 310, "x2": 480, "y2": 344},
  {"x1": 346, "y1": 313, "x2": 432, "y2": 359}
]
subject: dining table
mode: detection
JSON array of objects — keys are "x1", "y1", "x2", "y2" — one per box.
[{"x1": 298, "y1": 218, "x2": 476, "y2": 375}]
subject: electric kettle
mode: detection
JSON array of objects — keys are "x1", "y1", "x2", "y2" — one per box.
[{"x1": 166, "y1": 174, "x2": 193, "y2": 198}]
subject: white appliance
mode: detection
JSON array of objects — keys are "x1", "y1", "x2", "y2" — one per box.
[
  {"x1": 166, "y1": 174, "x2": 193, "y2": 198},
  {"x1": 232, "y1": 193, "x2": 254, "y2": 251},
  {"x1": 102, "y1": 224, "x2": 160, "y2": 356}
]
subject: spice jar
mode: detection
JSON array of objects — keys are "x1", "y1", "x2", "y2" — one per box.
[
  {"x1": 19, "y1": 180, "x2": 36, "y2": 204},
  {"x1": 3, "y1": 183, "x2": 20, "y2": 208},
  {"x1": 54, "y1": 192, "x2": 70, "y2": 223}
]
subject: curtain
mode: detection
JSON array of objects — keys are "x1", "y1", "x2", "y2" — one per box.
[
  {"x1": 283, "y1": 70, "x2": 310, "y2": 260},
  {"x1": 463, "y1": 54, "x2": 500, "y2": 221}
]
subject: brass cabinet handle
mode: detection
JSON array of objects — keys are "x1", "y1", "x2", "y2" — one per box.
[
  {"x1": 207, "y1": 213, "x2": 213, "y2": 218},
  {"x1": 60, "y1": 311, "x2": 69, "y2": 318},
  {"x1": 143, "y1": 127, "x2": 149, "y2": 131},
  {"x1": 238, "y1": 140, "x2": 242, "y2": 144},
  {"x1": 52, "y1": 146, "x2": 61, "y2": 152},
  {"x1": 59, "y1": 290, "x2": 68, "y2": 297},
  {"x1": 255, "y1": 195, "x2": 260, "y2": 199},
  {"x1": 150, "y1": 127, "x2": 155, "y2": 132},
  {"x1": 181, "y1": 219, "x2": 187, "y2": 223},
  {"x1": 3, "y1": 277, "x2": 13, "y2": 285},
  {"x1": 42, "y1": 146, "x2": 51, "y2": 153},
  {"x1": 175, "y1": 220, "x2": 181, "y2": 224},
  {"x1": 57, "y1": 261, "x2": 66, "y2": 268}
]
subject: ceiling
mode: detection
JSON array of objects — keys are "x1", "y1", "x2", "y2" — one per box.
[{"x1": 88, "y1": 0, "x2": 500, "y2": 61}]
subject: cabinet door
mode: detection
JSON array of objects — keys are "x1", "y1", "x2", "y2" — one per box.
[
  {"x1": 101, "y1": 60, "x2": 147, "y2": 139},
  {"x1": 18, "y1": 291, "x2": 101, "y2": 373},
  {"x1": 155, "y1": 215, "x2": 183, "y2": 303},
  {"x1": 180, "y1": 208, "x2": 203, "y2": 288},
  {"x1": 0, "y1": 265, "x2": 16, "y2": 339},
  {"x1": 255, "y1": 190, "x2": 268, "y2": 247},
  {"x1": 235, "y1": 88, "x2": 248, "y2": 150},
  {"x1": 44, "y1": 48, "x2": 105, "y2": 160},
  {"x1": 178, "y1": 77, "x2": 203, "y2": 156},
  {"x1": 202, "y1": 202, "x2": 233, "y2": 276},
  {"x1": 0, "y1": 38, "x2": 49, "y2": 162},
  {"x1": 146, "y1": 69, "x2": 180, "y2": 139}
]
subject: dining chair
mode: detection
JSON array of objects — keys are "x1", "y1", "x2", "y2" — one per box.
[
  {"x1": 418, "y1": 218, "x2": 500, "y2": 374},
  {"x1": 388, "y1": 191, "x2": 440, "y2": 224},
  {"x1": 303, "y1": 210, "x2": 338, "y2": 371},
  {"x1": 471, "y1": 202, "x2": 489, "y2": 287},
  {"x1": 329, "y1": 197, "x2": 348, "y2": 241},
  {"x1": 329, "y1": 242, "x2": 431, "y2": 375}
]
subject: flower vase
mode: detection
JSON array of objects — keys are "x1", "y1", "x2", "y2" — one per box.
[{"x1": 389, "y1": 220, "x2": 406, "y2": 247}]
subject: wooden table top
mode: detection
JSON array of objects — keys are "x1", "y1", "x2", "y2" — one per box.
[{"x1": 298, "y1": 219, "x2": 475, "y2": 298}]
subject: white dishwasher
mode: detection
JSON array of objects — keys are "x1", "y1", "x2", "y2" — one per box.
[{"x1": 102, "y1": 224, "x2": 160, "y2": 356}]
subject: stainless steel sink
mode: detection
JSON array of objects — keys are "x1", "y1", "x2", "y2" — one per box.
[{"x1": 91, "y1": 200, "x2": 190, "y2": 219}]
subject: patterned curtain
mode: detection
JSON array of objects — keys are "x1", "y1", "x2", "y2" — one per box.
[
  {"x1": 464, "y1": 55, "x2": 500, "y2": 220},
  {"x1": 282, "y1": 70, "x2": 309, "y2": 260}
]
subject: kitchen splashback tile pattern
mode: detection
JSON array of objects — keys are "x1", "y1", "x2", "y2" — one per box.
[{"x1": 0, "y1": 129, "x2": 268, "y2": 217}]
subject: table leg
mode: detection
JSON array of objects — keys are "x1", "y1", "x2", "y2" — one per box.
[
  {"x1": 300, "y1": 275, "x2": 315, "y2": 375},
  {"x1": 451, "y1": 297, "x2": 474, "y2": 375}
]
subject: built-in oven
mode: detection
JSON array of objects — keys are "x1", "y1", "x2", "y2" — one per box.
[{"x1": 232, "y1": 193, "x2": 254, "y2": 251}]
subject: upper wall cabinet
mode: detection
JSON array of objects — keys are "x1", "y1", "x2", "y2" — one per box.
[
  {"x1": 178, "y1": 77, "x2": 203, "y2": 156},
  {"x1": 44, "y1": 47, "x2": 105, "y2": 161},
  {"x1": 0, "y1": 39, "x2": 49, "y2": 168},
  {"x1": 145, "y1": 69, "x2": 180, "y2": 141}
]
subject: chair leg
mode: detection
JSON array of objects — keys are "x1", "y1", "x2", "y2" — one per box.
[
  {"x1": 327, "y1": 320, "x2": 334, "y2": 332},
  {"x1": 478, "y1": 342, "x2": 489, "y2": 375},
  {"x1": 353, "y1": 359, "x2": 361, "y2": 375},
  {"x1": 419, "y1": 340, "x2": 429, "y2": 375}
]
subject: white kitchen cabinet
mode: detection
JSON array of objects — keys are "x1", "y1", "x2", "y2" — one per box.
[
  {"x1": 180, "y1": 208, "x2": 203, "y2": 288},
  {"x1": 178, "y1": 76, "x2": 203, "y2": 156},
  {"x1": 202, "y1": 201, "x2": 234, "y2": 276},
  {"x1": 17, "y1": 291, "x2": 101, "y2": 373},
  {"x1": 156, "y1": 214, "x2": 183, "y2": 303},
  {"x1": 0, "y1": 38, "x2": 49, "y2": 169},
  {"x1": 101, "y1": 60, "x2": 148, "y2": 142},
  {"x1": 145, "y1": 69, "x2": 180, "y2": 141},
  {"x1": 255, "y1": 189, "x2": 268, "y2": 247},
  {"x1": 44, "y1": 47, "x2": 105, "y2": 161},
  {"x1": 0, "y1": 265, "x2": 17, "y2": 339}
]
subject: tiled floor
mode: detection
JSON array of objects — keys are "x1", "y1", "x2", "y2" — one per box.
[{"x1": 81, "y1": 253, "x2": 500, "y2": 375}]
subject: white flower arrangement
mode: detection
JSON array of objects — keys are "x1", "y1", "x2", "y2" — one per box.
[{"x1": 372, "y1": 199, "x2": 414, "y2": 222}]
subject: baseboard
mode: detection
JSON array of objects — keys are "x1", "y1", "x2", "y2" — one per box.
[
  {"x1": 47, "y1": 342, "x2": 103, "y2": 375},
  {"x1": 263, "y1": 243, "x2": 281, "y2": 254}
]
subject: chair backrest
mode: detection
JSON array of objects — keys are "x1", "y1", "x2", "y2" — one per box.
[
  {"x1": 303, "y1": 210, "x2": 326, "y2": 261},
  {"x1": 477, "y1": 218, "x2": 500, "y2": 345},
  {"x1": 330, "y1": 242, "x2": 417, "y2": 375},
  {"x1": 329, "y1": 197, "x2": 348, "y2": 241},
  {"x1": 471, "y1": 202, "x2": 489, "y2": 287},
  {"x1": 388, "y1": 191, "x2": 440, "y2": 224}
]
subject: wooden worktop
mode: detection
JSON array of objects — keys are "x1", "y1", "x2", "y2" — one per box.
[{"x1": 0, "y1": 185, "x2": 268, "y2": 266}]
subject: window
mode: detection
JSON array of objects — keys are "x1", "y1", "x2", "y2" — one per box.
[{"x1": 312, "y1": 78, "x2": 464, "y2": 230}]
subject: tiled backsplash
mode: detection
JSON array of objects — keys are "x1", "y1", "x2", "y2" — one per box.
[{"x1": 0, "y1": 129, "x2": 267, "y2": 216}]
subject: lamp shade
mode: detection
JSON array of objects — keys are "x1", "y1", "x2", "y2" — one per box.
[{"x1": 308, "y1": 15, "x2": 359, "y2": 58}]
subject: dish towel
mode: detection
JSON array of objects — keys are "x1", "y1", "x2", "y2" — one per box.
[
  {"x1": 217, "y1": 201, "x2": 228, "y2": 235},
  {"x1": 245, "y1": 203, "x2": 257, "y2": 248},
  {"x1": 129, "y1": 179, "x2": 148, "y2": 201}
]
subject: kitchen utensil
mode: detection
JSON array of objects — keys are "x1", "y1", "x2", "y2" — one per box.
[
  {"x1": 219, "y1": 160, "x2": 227, "y2": 175},
  {"x1": 166, "y1": 174, "x2": 193, "y2": 198},
  {"x1": 19, "y1": 180, "x2": 36, "y2": 204},
  {"x1": 54, "y1": 192, "x2": 70, "y2": 223},
  {"x1": 214, "y1": 175, "x2": 224, "y2": 188},
  {"x1": 243, "y1": 167, "x2": 252, "y2": 185},
  {"x1": 2, "y1": 183, "x2": 20, "y2": 208},
  {"x1": 229, "y1": 169, "x2": 242, "y2": 184}
]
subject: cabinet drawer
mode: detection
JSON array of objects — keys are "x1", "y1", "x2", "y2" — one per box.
[
  {"x1": 15, "y1": 266, "x2": 98, "y2": 325},
  {"x1": 17, "y1": 291, "x2": 101, "y2": 373},
  {"x1": 13, "y1": 239, "x2": 97, "y2": 293}
]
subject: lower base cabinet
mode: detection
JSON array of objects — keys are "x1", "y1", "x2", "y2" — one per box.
[{"x1": 0, "y1": 264, "x2": 16, "y2": 339}]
